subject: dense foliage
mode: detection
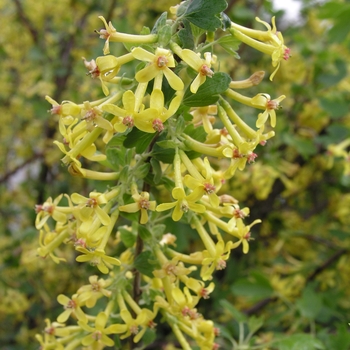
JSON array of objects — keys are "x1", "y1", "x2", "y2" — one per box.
[{"x1": 0, "y1": 0, "x2": 349, "y2": 349}]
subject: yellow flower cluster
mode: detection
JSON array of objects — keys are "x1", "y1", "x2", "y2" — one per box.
[{"x1": 35, "y1": 3, "x2": 289, "y2": 349}]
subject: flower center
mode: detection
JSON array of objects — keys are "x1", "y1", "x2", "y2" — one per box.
[
  {"x1": 87, "y1": 198, "x2": 98, "y2": 208},
  {"x1": 204, "y1": 182, "x2": 216, "y2": 194},
  {"x1": 216, "y1": 259, "x2": 226, "y2": 270},
  {"x1": 130, "y1": 324, "x2": 139, "y2": 335},
  {"x1": 65, "y1": 299, "x2": 76, "y2": 309},
  {"x1": 152, "y1": 118, "x2": 164, "y2": 132},
  {"x1": 247, "y1": 153, "x2": 258, "y2": 163},
  {"x1": 123, "y1": 116, "x2": 134, "y2": 128},
  {"x1": 139, "y1": 198, "x2": 150, "y2": 210},
  {"x1": 92, "y1": 330, "x2": 102, "y2": 341},
  {"x1": 157, "y1": 56, "x2": 168, "y2": 68},
  {"x1": 200, "y1": 64, "x2": 214, "y2": 77}
]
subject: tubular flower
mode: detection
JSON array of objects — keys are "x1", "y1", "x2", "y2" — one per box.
[
  {"x1": 230, "y1": 218, "x2": 261, "y2": 254},
  {"x1": 178, "y1": 50, "x2": 215, "y2": 93},
  {"x1": 71, "y1": 192, "x2": 111, "y2": 225},
  {"x1": 56, "y1": 294, "x2": 87, "y2": 323},
  {"x1": 251, "y1": 93, "x2": 286, "y2": 127},
  {"x1": 156, "y1": 186, "x2": 206, "y2": 221},
  {"x1": 102, "y1": 90, "x2": 158, "y2": 133},
  {"x1": 153, "y1": 259, "x2": 196, "y2": 283},
  {"x1": 201, "y1": 240, "x2": 234, "y2": 281},
  {"x1": 230, "y1": 17, "x2": 291, "y2": 80},
  {"x1": 81, "y1": 101, "x2": 114, "y2": 142},
  {"x1": 184, "y1": 157, "x2": 220, "y2": 207},
  {"x1": 75, "y1": 247, "x2": 121, "y2": 274},
  {"x1": 78, "y1": 311, "x2": 121, "y2": 347},
  {"x1": 35, "y1": 194, "x2": 69, "y2": 229},
  {"x1": 119, "y1": 190, "x2": 156, "y2": 225},
  {"x1": 77, "y1": 275, "x2": 112, "y2": 308},
  {"x1": 222, "y1": 142, "x2": 258, "y2": 176},
  {"x1": 97, "y1": 16, "x2": 157, "y2": 55},
  {"x1": 133, "y1": 89, "x2": 182, "y2": 133},
  {"x1": 132, "y1": 47, "x2": 184, "y2": 91},
  {"x1": 112, "y1": 308, "x2": 156, "y2": 343}
]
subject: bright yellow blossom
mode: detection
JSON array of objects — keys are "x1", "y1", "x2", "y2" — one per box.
[
  {"x1": 75, "y1": 247, "x2": 121, "y2": 274},
  {"x1": 156, "y1": 186, "x2": 205, "y2": 221},
  {"x1": 102, "y1": 90, "x2": 158, "y2": 133},
  {"x1": 230, "y1": 17, "x2": 291, "y2": 80},
  {"x1": 78, "y1": 311, "x2": 120, "y2": 347},
  {"x1": 132, "y1": 47, "x2": 184, "y2": 91},
  {"x1": 251, "y1": 93, "x2": 286, "y2": 127},
  {"x1": 56, "y1": 293, "x2": 87, "y2": 323},
  {"x1": 178, "y1": 50, "x2": 215, "y2": 93},
  {"x1": 119, "y1": 188, "x2": 156, "y2": 224}
]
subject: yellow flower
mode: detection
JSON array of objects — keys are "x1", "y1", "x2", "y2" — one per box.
[
  {"x1": 75, "y1": 247, "x2": 121, "y2": 274},
  {"x1": 35, "y1": 194, "x2": 69, "y2": 229},
  {"x1": 222, "y1": 142, "x2": 258, "y2": 176},
  {"x1": 96, "y1": 16, "x2": 117, "y2": 54},
  {"x1": 171, "y1": 286, "x2": 200, "y2": 319},
  {"x1": 77, "y1": 275, "x2": 112, "y2": 308},
  {"x1": 132, "y1": 47, "x2": 184, "y2": 91},
  {"x1": 97, "y1": 16, "x2": 157, "y2": 55},
  {"x1": 56, "y1": 293, "x2": 87, "y2": 323},
  {"x1": 178, "y1": 50, "x2": 214, "y2": 93},
  {"x1": 102, "y1": 90, "x2": 158, "y2": 133},
  {"x1": 71, "y1": 191, "x2": 110, "y2": 225},
  {"x1": 78, "y1": 311, "x2": 120, "y2": 347},
  {"x1": 156, "y1": 186, "x2": 205, "y2": 221},
  {"x1": 230, "y1": 17, "x2": 291, "y2": 80},
  {"x1": 119, "y1": 188, "x2": 156, "y2": 225},
  {"x1": 81, "y1": 101, "x2": 114, "y2": 142},
  {"x1": 153, "y1": 259, "x2": 196, "y2": 283},
  {"x1": 230, "y1": 218, "x2": 261, "y2": 254},
  {"x1": 182, "y1": 276, "x2": 215, "y2": 300},
  {"x1": 201, "y1": 240, "x2": 234, "y2": 281},
  {"x1": 184, "y1": 157, "x2": 220, "y2": 207},
  {"x1": 112, "y1": 308, "x2": 156, "y2": 343},
  {"x1": 251, "y1": 93, "x2": 286, "y2": 128},
  {"x1": 134, "y1": 89, "x2": 182, "y2": 133}
]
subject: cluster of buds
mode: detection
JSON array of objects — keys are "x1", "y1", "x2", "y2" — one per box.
[{"x1": 35, "y1": 2, "x2": 289, "y2": 349}]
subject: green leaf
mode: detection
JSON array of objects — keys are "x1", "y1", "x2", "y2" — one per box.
[
  {"x1": 119, "y1": 227, "x2": 136, "y2": 248},
  {"x1": 296, "y1": 286, "x2": 323, "y2": 320},
  {"x1": 175, "y1": 115, "x2": 186, "y2": 135},
  {"x1": 319, "y1": 94, "x2": 349, "y2": 119},
  {"x1": 220, "y1": 12, "x2": 232, "y2": 30},
  {"x1": 123, "y1": 128, "x2": 155, "y2": 153},
  {"x1": 151, "y1": 11, "x2": 167, "y2": 34},
  {"x1": 184, "y1": 124, "x2": 206, "y2": 143},
  {"x1": 138, "y1": 225, "x2": 152, "y2": 241},
  {"x1": 156, "y1": 140, "x2": 179, "y2": 149},
  {"x1": 178, "y1": 19, "x2": 195, "y2": 49},
  {"x1": 152, "y1": 224, "x2": 166, "y2": 239},
  {"x1": 277, "y1": 334, "x2": 325, "y2": 350},
  {"x1": 231, "y1": 272, "x2": 274, "y2": 301},
  {"x1": 183, "y1": 0, "x2": 228, "y2": 31},
  {"x1": 134, "y1": 163, "x2": 150, "y2": 179},
  {"x1": 217, "y1": 35, "x2": 241, "y2": 58},
  {"x1": 152, "y1": 144, "x2": 176, "y2": 163},
  {"x1": 183, "y1": 72, "x2": 231, "y2": 107},
  {"x1": 219, "y1": 299, "x2": 247, "y2": 322},
  {"x1": 150, "y1": 158, "x2": 162, "y2": 184},
  {"x1": 134, "y1": 251, "x2": 156, "y2": 278},
  {"x1": 247, "y1": 316, "x2": 264, "y2": 335},
  {"x1": 158, "y1": 24, "x2": 172, "y2": 47}
]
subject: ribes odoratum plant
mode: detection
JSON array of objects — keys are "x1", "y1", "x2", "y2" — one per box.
[{"x1": 35, "y1": 1, "x2": 290, "y2": 349}]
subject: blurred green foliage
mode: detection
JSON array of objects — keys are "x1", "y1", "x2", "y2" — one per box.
[{"x1": 0, "y1": 0, "x2": 349, "y2": 349}]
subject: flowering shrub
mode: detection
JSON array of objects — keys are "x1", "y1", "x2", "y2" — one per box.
[{"x1": 33, "y1": 1, "x2": 292, "y2": 349}]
